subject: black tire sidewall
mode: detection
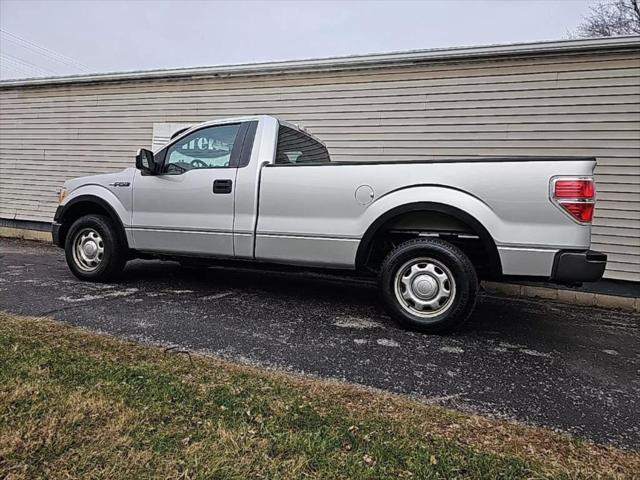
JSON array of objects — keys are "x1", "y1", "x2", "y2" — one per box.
[
  {"x1": 64, "y1": 214, "x2": 124, "y2": 282},
  {"x1": 380, "y1": 239, "x2": 478, "y2": 333}
]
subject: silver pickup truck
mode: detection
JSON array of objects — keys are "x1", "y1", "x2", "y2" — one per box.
[{"x1": 52, "y1": 115, "x2": 606, "y2": 332}]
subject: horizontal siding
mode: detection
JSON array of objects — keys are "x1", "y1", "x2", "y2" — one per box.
[{"x1": 1, "y1": 49, "x2": 639, "y2": 281}]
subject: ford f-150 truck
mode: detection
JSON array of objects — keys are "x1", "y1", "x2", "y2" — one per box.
[{"x1": 52, "y1": 115, "x2": 606, "y2": 333}]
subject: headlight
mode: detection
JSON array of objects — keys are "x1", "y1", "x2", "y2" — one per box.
[{"x1": 58, "y1": 188, "x2": 68, "y2": 204}]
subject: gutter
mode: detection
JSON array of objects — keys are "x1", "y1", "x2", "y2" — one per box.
[{"x1": 1, "y1": 36, "x2": 639, "y2": 88}]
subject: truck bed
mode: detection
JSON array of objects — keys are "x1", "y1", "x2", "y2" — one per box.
[{"x1": 255, "y1": 157, "x2": 596, "y2": 275}]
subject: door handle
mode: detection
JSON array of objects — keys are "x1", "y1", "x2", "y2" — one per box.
[{"x1": 213, "y1": 179, "x2": 233, "y2": 194}]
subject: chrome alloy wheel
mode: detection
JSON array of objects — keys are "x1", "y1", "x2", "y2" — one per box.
[
  {"x1": 394, "y1": 257, "x2": 456, "y2": 318},
  {"x1": 72, "y1": 228, "x2": 105, "y2": 272}
]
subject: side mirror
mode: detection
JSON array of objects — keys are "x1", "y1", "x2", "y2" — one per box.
[{"x1": 136, "y1": 148, "x2": 157, "y2": 173}]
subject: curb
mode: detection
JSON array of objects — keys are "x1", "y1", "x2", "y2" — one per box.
[
  {"x1": 482, "y1": 281, "x2": 639, "y2": 313},
  {"x1": 0, "y1": 227, "x2": 52, "y2": 243}
]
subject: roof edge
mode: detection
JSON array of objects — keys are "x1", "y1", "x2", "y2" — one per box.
[{"x1": 1, "y1": 35, "x2": 639, "y2": 88}]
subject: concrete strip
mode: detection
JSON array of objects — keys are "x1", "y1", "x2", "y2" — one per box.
[
  {"x1": 482, "y1": 281, "x2": 635, "y2": 312},
  {"x1": 522, "y1": 285, "x2": 558, "y2": 300},
  {"x1": 595, "y1": 294, "x2": 636, "y2": 311},
  {"x1": 482, "y1": 281, "x2": 522, "y2": 296},
  {"x1": 0, "y1": 227, "x2": 52, "y2": 242},
  {"x1": 557, "y1": 289, "x2": 577, "y2": 304},
  {"x1": 573, "y1": 291, "x2": 598, "y2": 308}
]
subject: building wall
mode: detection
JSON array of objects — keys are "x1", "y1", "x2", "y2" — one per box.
[{"x1": 1, "y1": 47, "x2": 639, "y2": 281}]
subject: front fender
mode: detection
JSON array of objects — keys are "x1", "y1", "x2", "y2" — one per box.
[
  {"x1": 55, "y1": 185, "x2": 132, "y2": 248},
  {"x1": 62, "y1": 184, "x2": 131, "y2": 227}
]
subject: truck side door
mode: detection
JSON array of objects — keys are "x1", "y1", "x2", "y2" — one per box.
[{"x1": 131, "y1": 122, "x2": 252, "y2": 256}]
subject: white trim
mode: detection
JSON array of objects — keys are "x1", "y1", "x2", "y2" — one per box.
[{"x1": 1, "y1": 36, "x2": 638, "y2": 88}]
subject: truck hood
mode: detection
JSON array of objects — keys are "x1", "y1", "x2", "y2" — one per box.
[{"x1": 64, "y1": 168, "x2": 136, "y2": 193}]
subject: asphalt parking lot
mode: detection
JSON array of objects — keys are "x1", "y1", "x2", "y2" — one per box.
[{"x1": 1, "y1": 237, "x2": 638, "y2": 449}]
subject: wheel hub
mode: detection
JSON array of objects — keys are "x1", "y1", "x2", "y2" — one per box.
[
  {"x1": 412, "y1": 274, "x2": 438, "y2": 299},
  {"x1": 72, "y1": 228, "x2": 105, "y2": 272},
  {"x1": 394, "y1": 258, "x2": 456, "y2": 319},
  {"x1": 82, "y1": 241, "x2": 98, "y2": 259}
]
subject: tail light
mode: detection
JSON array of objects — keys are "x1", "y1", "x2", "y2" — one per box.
[{"x1": 551, "y1": 178, "x2": 595, "y2": 223}]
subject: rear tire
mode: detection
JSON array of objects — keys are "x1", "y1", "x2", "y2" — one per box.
[
  {"x1": 64, "y1": 214, "x2": 126, "y2": 282},
  {"x1": 379, "y1": 238, "x2": 478, "y2": 333}
]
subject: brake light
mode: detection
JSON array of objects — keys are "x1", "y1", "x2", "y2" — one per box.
[
  {"x1": 559, "y1": 202, "x2": 594, "y2": 222},
  {"x1": 554, "y1": 179, "x2": 594, "y2": 199},
  {"x1": 552, "y1": 178, "x2": 595, "y2": 223}
]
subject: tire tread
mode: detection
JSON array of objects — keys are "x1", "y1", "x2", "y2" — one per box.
[
  {"x1": 379, "y1": 238, "x2": 478, "y2": 333},
  {"x1": 64, "y1": 214, "x2": 126, "y2": 282}
]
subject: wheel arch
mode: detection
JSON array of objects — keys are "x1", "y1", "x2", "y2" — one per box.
[
  {"x1": 55, "y1": 195, "x2": 129, "y2": 249},
  {"x1": 355, "y1": 202, "x2": 502, "y2": 277}
]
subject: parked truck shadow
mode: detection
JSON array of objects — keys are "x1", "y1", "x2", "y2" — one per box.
[{"x1": 118, "y1": 260, "x2": 633, "y2": 343}]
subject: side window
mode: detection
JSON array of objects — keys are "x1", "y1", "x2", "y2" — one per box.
[
  {"x1": 275, "y1": 125, "x2": 330, "y2": 165},
  {"x1": 165, "y1": 123, "x2": 241, "y2": 173}
]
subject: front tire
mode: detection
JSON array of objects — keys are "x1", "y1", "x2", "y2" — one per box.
[
  {"x1": 64, "y1": 214, "x2": 126, "y2": 282},
  {"x1": 379, "y1": 238, "x2": 478, "y2": 333}
]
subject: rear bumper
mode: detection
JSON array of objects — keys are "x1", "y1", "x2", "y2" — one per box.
[{"x1": 550, "y1": 250, "x2": 607, "y2": 283}]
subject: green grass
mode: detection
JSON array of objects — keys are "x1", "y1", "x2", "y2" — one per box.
[{"x1": 0, "y1": 312, "x2": 637, "y2": 479}]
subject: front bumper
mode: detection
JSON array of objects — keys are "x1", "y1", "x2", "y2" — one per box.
[
  {"x1": 51, "y1": 221, "x2": 63, "y2": 247},
  {"x1": 51, "y1": 206, "x2": 63, "y2": 247},
  {"x1": 551, "y1": 250, "x2": 607, "y2": 284}
]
